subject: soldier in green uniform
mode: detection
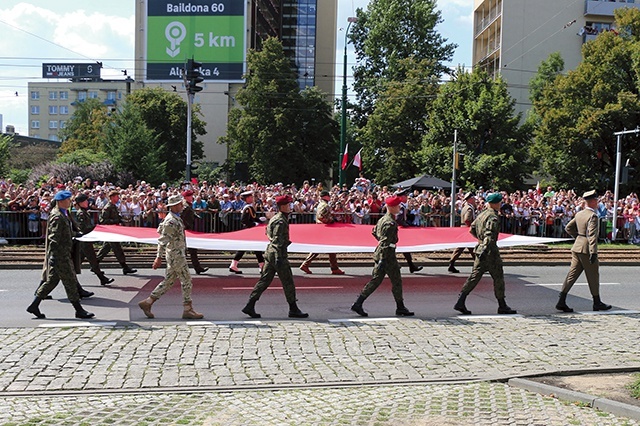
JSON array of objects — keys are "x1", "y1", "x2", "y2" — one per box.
[
  {"x1": 180, "y1": 190, "x2": 208, "y2": 275},
  {"x1": 448, "y1": 192, "x2": 477, "y2": 273},
  {"x1": 242, "y1": 194, "x2": 308, "y2": 319},
  {"x1": 299, "y1": 190, "x2": 345, "y2": 275},
  {"x1": 73, "y1": 194, "x2": 114, "y2": 285},
  {"x1": 454, "y1": 192, "x2": 517, "y2": 315},
  {"x1": 137, "y1": 194, "x2": 204, "y2": 320},
  {"x1": 27, "y1": 190, "x2": 95, "y2": 319},
  {"x1": 229, "y1": 190, "x2": 266, "y2": 273},
  {"x1": 96, "y1": 190, "x2": 137, "y2": 275},
  {"x1": 350, "y1": 195, "x2": 414, "y2": 317}
]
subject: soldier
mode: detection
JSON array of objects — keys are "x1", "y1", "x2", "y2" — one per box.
[
  {"x1": 137, "y1": 194, "x2": 204, "y2": 320},
  {"x1": 27, "y1": 190, "x2": 95, "y2": 319},
  {"x1": 96, "y1": 190, "x2": 137, "y2": 275},
  {"x1": 350, "y1": 195, "x2": 414, "y2": 317},
  {"x1": 229, "y1": 190, "x2": 266, "y2": 274},
  {"x1": 448, "y1": 192, "x2": 477, "y2": 273},
  {"x1": 556, "y1": 190, "x2": 611, "y2": 312},
  {"x1": 241, "y1": 194, "x2": 308, "y2": 319},
  {"x1": 453, "y1": 192, "x2": 517, "y2": 315},
  {"x1": 73, "y1": 194, "x2": 114, "y2": 285},
  {"x1": 181, "y1": 190, "x2": 209, "y2": 275},
  {"x1": 394, "y1": 188, "x2": 423, "y2": 273},
  {"x1": 299, "y1": 190, "x2": 345, "y2": 275}
]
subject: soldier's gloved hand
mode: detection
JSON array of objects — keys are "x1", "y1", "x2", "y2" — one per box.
[
  {"x1": 589, "y1": 253, "x2": 598, "y2": 264},
  {"x1": 259, "y1": 217, "x2": 267, "y2": 222},
  {"x1": 48, "y1": 256, "x2": 56, "y2": 267}
]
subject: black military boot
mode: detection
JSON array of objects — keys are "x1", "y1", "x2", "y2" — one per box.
[
  {"x1": 288, "y1": 302, "x2": 309, "y2": 318},
  {"x1": 447, "y1": 262, "x2": 460, "y2": 274},
  {"x1": 241, "y1": 298, "x2": 261, "y2": 318},
  {"x1": 395, "y1": 300, "x2": 414, "y2": 316},
  {"x1": 77, "y1": 283, "x2": 94, "y2": 299},
  {"x1": 497, "y1": 298, "x2": 517, "y2": 315},
  {"x1": 72, "y1": 301, "x2": 95, "y2": 319},
  {"x1": 98, "y1": 272, "x2": 114, "y2": 286},
  {"x1": 593, "y1": 295, "x2": 612, "y2": 311},
  {"x1": 555, "y1": 292, "x2": 573, "y2": 313},
  {"x1": 27, "y1": 297, "x2": 46, "y2": 319},
  {"x1": 454, "y1": 292, "x2": 472, "y2": 315},
  {"x1": 350, "y1": 295, "x2": 368, "y2": 317},
  {"x1": 122, "y1": 264, "x2": 137, "y2": 275}
]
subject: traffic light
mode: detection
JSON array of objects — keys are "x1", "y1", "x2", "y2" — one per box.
[
  {"x1": 185, "y1": 59, "x2": 203, "y2": 94},
  {"x1": 190, "y1": 163, "x2": 199, "y2": 179},
  {"x1": 454, "y1": 153, "x2": 464, "y2": 170},
  {"x1": 621, "y1": 159, "x2": 634, "y2": 184}
]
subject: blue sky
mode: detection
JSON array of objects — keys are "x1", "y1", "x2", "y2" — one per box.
[{"x1": 0, "y1": 0, "x2": 472, "y2": 135}]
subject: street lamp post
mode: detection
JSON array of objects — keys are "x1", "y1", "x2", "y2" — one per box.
[
  {"x1": 612, "y1": 127, "x2": 639, "y2": 240},
  {"x1": 339, "y1": 17, "x2": 358, "y2": 188}
]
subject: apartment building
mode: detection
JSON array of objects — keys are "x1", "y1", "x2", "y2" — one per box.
[{"x1": 473, "y1": 0, "x2": 640, "y2": 116}]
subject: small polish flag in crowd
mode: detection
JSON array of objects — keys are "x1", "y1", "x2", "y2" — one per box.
[
  {"x1": 353, "y1": 148, "x2": 362, "y2": 170},
  {"x1": 536, "y1": 181, "x2": 541, "y2": 194},
  {"x1": 341, "y1": 144, "x2": 349, "y2": 170}
]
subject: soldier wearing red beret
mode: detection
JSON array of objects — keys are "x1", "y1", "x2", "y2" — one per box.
[{"x1": 242, "y1": 194, "x2": 308, "y2": 319}]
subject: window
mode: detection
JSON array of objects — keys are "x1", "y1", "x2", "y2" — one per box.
[
  {"x1": 31, "y1": 91, "x2": 40, "y2": 100},
  {"x1": 31, "y1": 106, "x2": 40, "y2": 115},
  {"x1": 49, "y1": 105, "x2": 58, "y2": 114},
  {"x1": 60, "y1": 105, "x2": 69, "y2": 115},
  {"x1": 31, "y1": 120, "x2": 40, "y2": 129},
  {"x1": 78, "y1": 91, "x2": 87, "y2": 101},
  {"x1": 107, "y1": 91, "x2": 116, "y2": 100},
  {"x1": 49, "y1": 120, "x2": 58, "y2": 129},
  {"x1": 48, "y1": 134, "x2": 59, "y2": 142},
  {"x1": 59, "y1": 91, "x2": 68, "y2": 100},
  {"x1": 59, "y1": 120, "x2": 66, "y2": 129},
  {"x1": 89, "y1": 91, "x2": 98, "y2": 99},
  {"x1": 49, "y1": 91, "x2": 57, "y2": 100}
]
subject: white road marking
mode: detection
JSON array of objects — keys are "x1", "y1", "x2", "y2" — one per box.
[
  {"x1": 525, "y1": 282, "x2": 620, "y2": 287},
  {"x1": 579, "y1": 310, "x2": 640, "y2": 315},
  {"x1": 223, "y1": 286, "x2": 343, "y2": 290}
]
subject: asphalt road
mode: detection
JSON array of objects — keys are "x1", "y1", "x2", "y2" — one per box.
[{"x1": 2, "y1": 263, "x2": 638, "y2": 327}]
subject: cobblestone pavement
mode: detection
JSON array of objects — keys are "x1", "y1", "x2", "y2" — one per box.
[{"x1": 2, "y1": 313, "x2": 640, "y2": 425}]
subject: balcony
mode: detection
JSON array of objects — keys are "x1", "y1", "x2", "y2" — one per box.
[
  {"x1": 585, "y1": 0, "x2": 640, "y2": 17},
  {"x1": 475, "y1": 1, "x2": 502, "y2": 36}
]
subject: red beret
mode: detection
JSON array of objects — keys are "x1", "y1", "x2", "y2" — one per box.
[
  {"x1": 275, "y1": 195, "x2": 293, "y2": 206},
  {"x1": 182, "y1": 189, "x2": 194, "y2": 197},
  {"x1": 385, "y1": 195, "x2": 402, "y2": 207}
]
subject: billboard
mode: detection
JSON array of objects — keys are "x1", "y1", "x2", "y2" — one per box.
[
  {"x1": 145, "y1": 0, "x2": 246, "y2": 82},
  {"x1": 42, "y1": 63, "x2": 101, "y2": 79}
]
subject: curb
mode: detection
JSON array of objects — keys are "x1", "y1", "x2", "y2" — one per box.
[{"x1": 508, "y1": 378, "x2": 640, "y2": 421}]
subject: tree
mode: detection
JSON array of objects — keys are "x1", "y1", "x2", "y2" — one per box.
[
  {"x1": 531, "y1": 8, "x2": 640, "y2": 192},
  {"x1": 0, "y1": 134, "x2": 14, "y2": 177},
  {"x1": 349, "y1": 0, "x2": 456, "y2": 125},
  {"x1": 220, "y1": 37, "x2": 338, "y2": 183},
  {"x1": 422, "y1": 68, "x2": 531, "y2": 191},
  {"x1": 126, "y1": 87, "x2": 206, "y2": 181},
  {"x1": 59, "y1": 98, "x2": 112, "y2": 154}
]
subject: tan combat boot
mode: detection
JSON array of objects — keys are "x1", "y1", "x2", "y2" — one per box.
[
  {"x1": 138, "y1": 296, "x2": 157, "y2": 319},
  {"x1": 182, "y1": 302, "x2": 204, "y2": 319}
]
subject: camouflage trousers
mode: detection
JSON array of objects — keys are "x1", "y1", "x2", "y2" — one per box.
[
  {"x1": 360, "y1": 255, "x2": 403, "y2": 302},
  {"x1": 151, "y1": 250, "x2": 193, "y2": 303},
  {"x1": 460, "y1": 251, "x2": 506, "y2": 299},
  {"x1": 249, "y1": 251, "x2": 296, "y2": 304},
  {"x1": 36, "y1": 256, "x2": 80, "y2": 303}
]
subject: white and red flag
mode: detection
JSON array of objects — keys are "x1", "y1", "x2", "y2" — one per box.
[
  {"x1": 341, "y1": 144, "x2": 349, "y2": 170},
  {"x1": 352, "y1": 148, "x2": 362, "y2": 170}
]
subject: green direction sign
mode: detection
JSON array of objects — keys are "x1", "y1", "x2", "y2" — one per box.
[{"x1": 145, "y1": 0, "x2": 246, "y2": 82}]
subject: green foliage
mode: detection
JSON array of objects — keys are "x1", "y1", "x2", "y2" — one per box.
[
  {"x1": 531, "y1": 8, "x2": 640, "y2": 193},
  {"x1": 220, "y1": 37, "x2": 338, "y2": 183},
  {"x1": 59, "y1": 98, "x2": 113, "y2": 154},
  {"x1": 0, "y1": 134, "x2": 14, "y2": 177},
  {"x1": 626, "y1": 373, "x2": 640, "y2": 399},
  {"x1": 57, "y1": 148, "x2": 109, "y2": 167},
  {"x1": 422, "y1": 68, "x2": 531, "y2": 191},
  {"x1": 8, "y1": 168, "x2": 30, "y2": 184}
]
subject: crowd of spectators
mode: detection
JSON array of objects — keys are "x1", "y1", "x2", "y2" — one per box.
[{"x1": 0, "y1": 175, "x2": 639, "y2": 245}]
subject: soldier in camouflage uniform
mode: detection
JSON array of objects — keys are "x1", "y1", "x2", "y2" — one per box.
[
  {"x1": 454, "y1": 192, "x2": 517, "y2": 315},
  {"x1": 448, "y1": 192, "x2": 477, "y2": 273},
  {"x1": 138, "y1": 195, "x2": 204, "y2": 320},
  {"x1": 181, "y1": 190, "x2": 208, "y2": 275},
  {"x1": 27, "y1": 191, "x2": 95, "y2": 319},
  {"x1": 96, "y1": 190, "x2": 137, "y2": 275},
  {"x1": 299, "y1": 190, "x2": 345, "y2": 275},
  {"x1": 242, "y1": 194, "x2": 308, "y2": 319},
  {"x1": 73, "y1": 193, "x2": 114, "y2": 285},
  {"x1": 351, "y1": 195, "x2": 414, "y2": 317},
  {"x1": 229, "y1": 190, "x2": 265, "y2": 274}
]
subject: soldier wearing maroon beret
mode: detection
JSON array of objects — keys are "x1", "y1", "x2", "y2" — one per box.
[
  {"x1": 351, "y1": 195, "x2": 414, "y2": 317},
  {"x1": 242, "y1": 194, "x2": 308, "y2": 319}
]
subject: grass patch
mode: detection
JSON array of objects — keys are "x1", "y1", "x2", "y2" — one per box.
[{"x1": 626, "y1": 373, "x2": 640, "y2": 399}]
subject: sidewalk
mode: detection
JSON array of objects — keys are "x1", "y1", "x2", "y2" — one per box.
[{"x1": 2, "y1": 312, "x2": 640, "y2": 425}]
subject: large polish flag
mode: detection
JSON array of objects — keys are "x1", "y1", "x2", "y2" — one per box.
[{"x1": 80, "y1": 224, "x2": 568, "y2": 253}]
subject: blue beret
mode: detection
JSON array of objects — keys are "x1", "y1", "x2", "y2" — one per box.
[
  {"x1": 53, "y1": 190, "x2": 72, "y2": 201},
  {"x1": 485, "y1": 192, "x2": 503, "y2": 204}
]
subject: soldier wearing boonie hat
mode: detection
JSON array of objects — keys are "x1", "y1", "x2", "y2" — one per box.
[
  {"x1": 350, "y1": 195, "x2": 414, "y2": 317},
  {"x1": 229, "y1": 190, "x2": 266, "y2": 274},
  {"x1": 454, "y1": 192, "x2": 517, "y2": 316},
  {"x1": 448, "y1": 191, "x2": 477, "y2": 273},
  {"x1": 242, "y1": 194, "x2": 308, "y2": 319}
]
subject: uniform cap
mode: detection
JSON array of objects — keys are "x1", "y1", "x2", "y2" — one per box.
[
  {"x1": 485, "y1": 192, "x2": 503, "y2": 204},
  {"x1": 394, "y1": 187, "x2": 410, "y2": 196},
  {"x1": 53, "y1": 190, "x2": 72, "y2": 201},
  {"x1": 75, "y1": 194, "x2": 88, "y2": 203},
  {"x1": 463, "y1": 192, "x2": 474, "y2": 200},
  {"x1": 108, "y1": 190, "x2": 120, "y2": 198},
  {"x1": 385, "y1": 195, "x2": 402, "y2": 207},
  {"x1": 166, "y1": 195, "x2": 183, "y2": 207},
  {"x1": 181, "y1": 189, "x2": 194, "y2": 197},
  {"x1": 582, "y1": 190, "x2": 598, "y2": 200},
  {"x1": 241, "y1": 190, "x2": 254, "y2": 198},
  {"x1": 320, "y1": 190, "x2": 331, "y2": 198},
  {"x1": 275, "y1": 195, "x2": 293, "y2": 206}
]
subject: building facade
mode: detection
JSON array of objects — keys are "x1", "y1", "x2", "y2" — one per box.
[{"x1": 473, "y1": 0, "x2": 640, "y2": 116}]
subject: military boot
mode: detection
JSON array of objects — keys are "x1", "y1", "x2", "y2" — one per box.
[
  {"x1": 288, "y1": 302, "x2": 309, "y2": 318},
  {"x1": 77, "y1": 283, "x2": 94, "y2": 299},
  {"x1": 350, "y1": 295, "x2": 368, "y2": 317},
  {"x1": 72, "y1": 301, "x2": 95, "y2": 319},
  {"x1": 122, "y1": 264, "x2": 137, "y2": 275},
  {"x1": 454, "y1": 292, "x2": 472, "y2": 315},
  {"x1": 555, "y1": 292, "x2": 573, "y2": 313},
  {"x1": 98, "y1": 272, "x2": 114, "y2": 286},
  {"x1": 138, "y1": 296, "x2": 157, "y2": 318},
  {"x1": 447, "y1": 262, "x2": 460, "y2": 274},
  {"x1": 497, "y1": 298, "x2": 517, "y2": 315},
  {"x1": 593, "y1": 295, "x2": 612, "y2": 311},
  {"x1": 182, "y1": 302, "x2": 204, "y2": 319},
  {"x1": 241, "y1": 298, "x2": 261, "y2": 318},
  {"x1": 27, "y1": 296, "x2": 46, "y2": 319},
  {"x1": 395, "y1": 300, "x2": 414, "y2": 316}
]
